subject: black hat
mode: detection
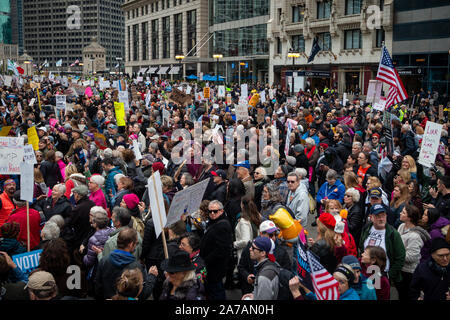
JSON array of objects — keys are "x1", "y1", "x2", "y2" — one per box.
[
  {"x1": 211, "y1": 169, "x2": 227, "y2": 180},
  {"x1": 160, "y1": 250, "x2": 196, "y2": 273},
  {"x1": 430, "y1": 238, "x2": 450, "y2": 254}
]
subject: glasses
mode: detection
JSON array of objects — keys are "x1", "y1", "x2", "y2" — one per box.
[
  {"x1": 344, "y1": 194, "x2": 352, "y2": 197},
  {"x1": 208, "y1": 209, "x2": 220, "y2": 214},
  {"x1": 250, "y1": 245, "x2": 262, "y2": 252},
  {"x1": 287, "y1": 180, "x2": 297, "y2": 184},
  {"x1": 435, "y1": 253, "x2": 450, "y2": 259}
]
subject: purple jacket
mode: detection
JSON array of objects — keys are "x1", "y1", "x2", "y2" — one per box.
[
  {"x1": 420, "y1": 217, "x2": 450, "y2": 262},
  {"x1": 83, "y1": 227, "x2": 113, "y2": 267}
]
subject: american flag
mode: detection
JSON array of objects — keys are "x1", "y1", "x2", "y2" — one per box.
[
  {"x1": 376, "y1": 46, "x2": 407, "y2": 109},
  {"x1": 307, "y1": 250, "x2": 339, "y2": 300}
]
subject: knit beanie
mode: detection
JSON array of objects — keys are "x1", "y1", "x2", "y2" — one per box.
[{"x1": 123, "y1": 193, "x2": 139, "y2": 210}]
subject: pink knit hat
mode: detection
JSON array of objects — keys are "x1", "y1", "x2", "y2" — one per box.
[{"x1": 123, "y1": 193, "x2": 139, "y2": 210}]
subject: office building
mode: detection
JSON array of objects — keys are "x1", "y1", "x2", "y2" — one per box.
[{"x1": 23, "y1": 0, "x2": 125, "y2": 72}]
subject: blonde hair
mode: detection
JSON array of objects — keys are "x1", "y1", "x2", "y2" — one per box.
[
  {"x1": 367, "y1": 176, "x2": 382, "y2": 188},
  {"x1": 344, "y1": 171, "x2": 360, "y2": 189},
  {"x1": 399, "y1": 155, "x2": 417, "y2": 174},
  {"x1": 316, "y1": 219, "x2": 337, "y2": 252},
  {"x1": 65, "y1": 164, "x2": 78, "y2": 180},
  {"x1": 391, "y1": 184, "x2": 411, "y2": 208},
  {"x1": 112, "y1": 268, "x2": 143, "y2": 300},
  {"x1": 325, "y1": 200, "x2": 343, "y2": 212},
  {"x1": 34, "y1": 168, "x2": 44, "y2": 183}
]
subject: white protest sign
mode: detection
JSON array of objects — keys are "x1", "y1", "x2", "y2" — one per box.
[
  {"x1": 119, "y1": 91, "x2": 130, "y2": 111},
  {"x1": 23, "y1": 144, "x2": 37, "y2": 164},
  {"x1": 82, "y1": 80, "x2": 90, "y2": 86},
  {"x1": 240, "y1": 84, "x2": 248, "y2": 99},
  {"x1": 0, "y1": 137, "x2": 24, "y2": 174},
  {"x1": 4, "y1": 76, "x2": 12, "y2": 87},
  {"x1": 366, "y1": 80, "x2": 383, "y2": 103},
  {"x1": 236, "y1": 103, "x2": 249, "y2": 121},
  {"x1": 418, "y1": 121, "x2": 443, "y2": 168},
  {"x1": 218, "y1": 85, "x2": 225, "y2": 98},
  {"x1": 29, "y1": 98, "x2": 35, "y2": 107},
  {"x1": 186, "y1": 85, "x2": 192, "y2": 95},
  {"x1": 20, "y1": 162, "x2": 34, "y2": 202},
  {"x1": 99, "y1": 80, "x2": 110, "y2": 90},
  {"x1": 137, "y1": 77, "x2": 143, "y2": 82},
  {"x1": 165, "y1": 188, "x2": 190, "y2": 227},
  {"x1": 269, "y1": 89, "x2": 275, "y2": 100},
  {"x1": 148, "y1": 171, "x2": 167, "y2": 238},
  {"x1": 260, "y1": 91, "x2": 266, "y2": 103},
  {"x1": 17, "y1": 102, "x2": 22, "y2": 114},
  {"x1": 132, "y1": 140, "x2": 142, "y2": 161},
  {"x1": 112, "y1": 81, "x2": 119, "y2": 89},
  {"x1": 373, "y1": 97, "x2": 386, "y2": 111},
  {"x1": 55, "y1": 95, "x2": 66, "y2": 109},
  {"x1": 145, "y1": 92, "x2": 151, "y2": 107},
  {"x1": 343, "y1": 93, "x2": 348, "y2": 106}
]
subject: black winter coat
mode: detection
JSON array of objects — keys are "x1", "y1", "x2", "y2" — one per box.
[
  {"x1": 347, "y1": 203, "x2": 364, "y2": 246},
  {"x1": 199, "y1": 214, "x2": 233, "y2": 283},
  {"x1": 39, "y1": 160, "x2": 63, "y2": 189},
  {"x1": 208, "y1": 182, "x2": 227, "y2": 205},
  {"x1": 64, "y1": 196, "x2": 96, "y2": 250},
  {"x1": 40, "y1": 196, "x2": 72, "y2": 221},
  {"x1": 410, "y1": 257, "x2": 450, "y2": 300}
]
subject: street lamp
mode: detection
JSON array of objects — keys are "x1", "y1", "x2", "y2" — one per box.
[
  {"x1": 90, "y1": 58, "x2": 95, "y2": 76},
  {"x1": 213, "y1": 54, "x2": 223, "y2": 82},
  {"x1": 287, "y1": 49, "x2": 300, "y2": 96},
  {"x1": 175, "y1": 55, "x2": 185, "y2": 80}
]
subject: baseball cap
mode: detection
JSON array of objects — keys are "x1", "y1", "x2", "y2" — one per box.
[
  {"x1": 369, "y1": 187, "x2": 382, "y2": 199},
  {"x1": 293, "y1": 144, "x2": 304, "y2": 153},
  {"x1": 150, "y1": 134, "x2": 160, "y2": 140},
  {"x1": 211, "y1": 169, "x2": 227, "y2": 180},
  {"x1": 108, "y1": 124, "x2": 118, "y2": 130},
  {"x1": 252, "y1": 236, "x2": 273, "y2": 253},
  {"x1": 369, "y1": 204, "x2": 386, "y2": 215},
  {"x1": 233, "y1": 160, "x2": 250, "y2": 170},
  {"x1": 259, "y1": 220, "x2": 279, "y2": 234},
  {"x1": 37, "y1": 126, "x2": 47, "y2": 133},
  {"x1": 24, "y1": 271, "x2": 57, "y2": 291}
]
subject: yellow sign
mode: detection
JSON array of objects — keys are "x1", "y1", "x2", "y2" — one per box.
[
  {"x1": 0, "y1": 126, "x2": 12, "y2": 136},
  {"x1": 27, "y1": 126, "x2": 39, "y2": 150},
  {"x1": 36, "y1": 88, "x2": 42, "y2": 111},
  {"x1": 114, "y1": 102, "x2": 126, "y2": 127},
  {"x1": 203, "y1": 87, "x2": 210, "y2": 99}
]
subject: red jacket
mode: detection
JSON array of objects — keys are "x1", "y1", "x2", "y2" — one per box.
[{"x1": 7, "y1": 206, "x2": 42, "y2": 250}]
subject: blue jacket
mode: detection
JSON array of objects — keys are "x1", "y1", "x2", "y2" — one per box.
[
  {"x1": 316, "y1": 179, "x2": 346, "y2": 204},
  {"x1": 305, "y1": 287, "x2": 360, "y2": 300},
  {"x1": 302, "y1": 132, "x2": 320, "y2": 145},
  {"x1": 352, "y1": 274, "x2": 377, "y2": 300},
  {"x1": 104, "y1": 166, "x2": 122, "y2": 204}
]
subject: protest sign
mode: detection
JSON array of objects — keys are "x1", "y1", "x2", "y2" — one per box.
[
  {"x1": 114, "y1": 102, "x2": 126, "y2": 127},
  {"x1": 235, "y1": 103, "x2": 249, "y2": 121},
  {"x1": 366, "y1": 80, "x2": 383, "y2": 103},
  {"x1": 418, "y1": 121, "x2": 443, "y2": 168},
  {"x1": 343, "y1": 93, "x2": 348, "y2": 106},
  {"x1": 186, "y1": 85, "x2": 192, "y2": 95},
  {"x1": 241, "y1": 84, "x2": 248, "y2": 99},
  {"x1": 0, "y1": 137, "x2": 24, "y2": 174},
  {"x1": 259, "y1": 90, "x2": 266, "y2": 103},
  {"x1": 12, "y1": 250, "x2": 43, "y2": 275},
  {"x1": 20, "y1": 162, "x2": 34, "y2": 203},
  {"x1": 23, "y1": 144, "x2": 37, "y2": 164},
  {"x1": 94, "y1": 132, "x2": 108, "y2": 150},
  {"x1": 163, "y1": 108, "x2": 171, "y2": 126},
  {"x1": 55, "y1": 95, "x2": 66, "y2": 110},
  {"x1": 69, "y1": 84, "x2": 86, "y2": 96},
  {"x1": 132, "y1": 140, "x2": 143, "y2": 161},
  {"x1": 169, "y1": 87, "x2": 192, "y2": 106},
  {"x1": 4, "y1": 76, "x2": 12, "y2": 87},
  {"x1": 119, "y1": 90, "x2": 130, "y2": 111},
  {"x1": 26, "y1": 126, "x2": 39, "y2": 151},
  {"x1": 218, "y1": 85, "x2": 225, "y2": 98},
  {"x1": 203, "y1": 87, "x2": 210, "y2": 99},
  {"x1": 373, "y1": 97, "x2": 386, "y2": 111},
  {"x1": 293, "y1": 238, "x2": 314, "y2": 291},
  {"x1": 226, "y1": 94, "x2": 232, "y2": 105},
  {"x1": 257, "y1": 108, "x2": 266, "y2": 124},
  {"x1": 148, "y1": 171, "x2": 168, "y2": 257},
  {"x1": 145, "y1": 91, "x2": 151, "y2": 107},
  {"x1": 195, "y1": 91, "x2": 204, "y2": 102},
  {"x1": 0, "y1": 126, "x2": 12, "y2": 136},
  {"x1": 337, "y1": 116, "x2": 352, "y2": 126}
]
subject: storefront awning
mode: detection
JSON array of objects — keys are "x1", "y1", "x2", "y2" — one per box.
[
  {"x1": 168, "y1": 66, "x2": 180, "y2": 74},
  {"x1": 157, "y1": 67, "x2": 170, "y2": 75},
  {"x1": 147, "y1": 67, "x2": 158, "y2": 74},
  {"x1": 137, "y1": 67, "x2": 148, "y2": 74}
]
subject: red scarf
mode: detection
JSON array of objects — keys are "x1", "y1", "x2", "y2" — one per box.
[{"x1": 305, "y1": 145, "x2": 316, "y2": 159}]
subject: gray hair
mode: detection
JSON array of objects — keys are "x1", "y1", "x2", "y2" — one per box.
[
  {"x1": 41, "y1": 221, "x2": 60, "y2": 241},
  {"x1": 89, "y1": 175, "x2": 105, "y2": 187},
  {"x1": 295, "y1": 168, "x2": 307, "y2": 179},
  {"x1": 209, "y1": 200, "x2": 224, "y2": 210},
  {"x1": 345, "y1": 187, "x2": 360, "y2": 203},
  {"x1": 326, "y1": 169, "x2": 338, "y2": 180},
  {"x1": 48, "y1": 215, "x2": 65, "y2": 229},
  {"x1": 264, "y1": 182, "x2": 283, "y2": 203},
  {"x1": 353, "y1": 142, "x2": 362, "y2": 149},
  {"x1": 55, "y1": 151, "x2": 64, "y2": 159},
  {"x1": 114, "y1": 173, "x2": 126, "y2": 186},
  {"x1": 402, "y1": 124, "x2": 411, "y2": 131},
  {"x1": 90, "y1": 205, "x2": 108, "y2": 217},
  {"x1": 255, "y1": 166, "x2": 267, "y2": 178},
  {"x1": 287, "y1": 172, "x2": 299, "y2": 180},
  {"x1": 92, "y1": 211, "x2": 110, "y2": 229},
  {"x1": 305, "y1": 137, "x2": 315, "y2": 146},
  {"x1": 53, "y1": 183, "x2": 66, "y2": 195},
  {"x1": 72, "y1": 184, "x2": 89, "y2": 197}
]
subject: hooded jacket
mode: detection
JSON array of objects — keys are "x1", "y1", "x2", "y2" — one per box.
[
  {"x1": 420, "y1": 217, "x2": 450, "y2": 262},
  {"x1": 397, "y1": 224, "x2": 431, "y2": 273},
  {"x1": 83, "y1": 227, "x2": 113, "y2": 268},
  {"x1": 410, "y1": 257, "x2": 450, "y2": 300},
  {"x1": 95, "y1": 249, "x2": 155, "y2": 300},
  {"x1": 104, "y1": 166, "x2": 123, "y2": 203},
  {"x1": 316, "y1": 179, "x2": 346, "y2": 204}
]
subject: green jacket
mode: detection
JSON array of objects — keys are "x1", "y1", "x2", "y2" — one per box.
[{"x1": 359, "y1": 222, "x2": 406, "y2": 283}]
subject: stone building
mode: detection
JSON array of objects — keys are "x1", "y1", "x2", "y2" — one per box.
[{"x1": 82, "y1": 37, "x2": 107, "y2": 76}]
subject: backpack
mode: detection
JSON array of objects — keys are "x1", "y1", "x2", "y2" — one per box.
[{"x1": 264, "y1": 263, "x2": 295, "y2": 300}]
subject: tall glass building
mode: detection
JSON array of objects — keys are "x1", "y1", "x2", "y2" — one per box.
[
  {"x1": 0, "y1": 1, "x2": 12, "y2": 44},
  {"x1": 209, "y1": 0, "x2": 270, "y2": 83}
]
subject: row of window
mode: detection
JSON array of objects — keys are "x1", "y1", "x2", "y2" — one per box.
[
  {"x1": 127, "y1": 0, "x2": 193, "y2": 20},
  {"x1": 276, "y1": 29, "x2": 385, "y2": 53}
]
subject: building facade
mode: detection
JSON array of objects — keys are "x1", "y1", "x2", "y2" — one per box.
[
  {"x1": 122, "y1": 0, "x2": 210, "y2": 79},
  {"x1": 23, "y1": 0, "x2": 124, "y2": 72},
  {"x1": 268, "y1": 0, "x2": 393, "y2": 96},
  {"x1": 392, "y1": 0, "x2": 450, "y2": 95},
  {"x1": 82, "y1": 37, "x2": 107, "y2": 76}
]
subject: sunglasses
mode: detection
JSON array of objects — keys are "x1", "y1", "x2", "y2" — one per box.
[
  {"x1": 287, "y1": 180, "x2": 297, "y2": 184},
  {"x1": 208, "y1": 209, "x2": 220, "y2": 214}
]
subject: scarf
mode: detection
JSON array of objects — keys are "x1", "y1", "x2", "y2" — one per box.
[{"x1": 305, "y1": 145, "x2": 316, "y2": 159}]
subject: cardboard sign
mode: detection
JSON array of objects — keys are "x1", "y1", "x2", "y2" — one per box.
[
  {"x1": 55, "y1": 95, "x2": 66, "y2": 109},
  {"x1": 418, "y1": 121, "x2": 443, "y2": 168},
  {"x1": 12, "y1": 250, "x2": 43, "y2": 275},
  {"x1": 366, "y1": 80, "x2": 382, "y2": 103},
  {"x1": 235, "y1": 103, "x2": 249, "y2": 121},
  {"x1": 0, "y1": 137, "x2": 24, "y2": 174},
  {"x1": 148, "y1": 171, "x2": 167, "y2": 238},
  {"x1": 20, "y1": 162, "x2": 34, "y2": 202},
  {"x1": 23, "y1": 144, "x2": 37, "y2": 164},
  {"x1": 169, "y1": 87, "x2": 193, "y2": 106},
  {"x1": 114, "y1": 102, "x2": 126, "y2": 127},
  {"x1": 0, "y1": 126, "x2": 12, "y2": 136}
]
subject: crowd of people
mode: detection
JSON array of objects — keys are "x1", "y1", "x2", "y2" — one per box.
[{"x1": 0, "y1": 74, "x2": 449, "y2": 301}]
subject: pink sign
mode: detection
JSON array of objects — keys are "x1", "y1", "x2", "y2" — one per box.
[
  {"x1": 337, "y1": 116, "x2": 352, "y2": 126},
  {"x1": 49, "y1": 118, "x2": 58, "y2": 127},
  {"x1": 85, "y1": 86, "x2": 93, "y2": 97}
]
